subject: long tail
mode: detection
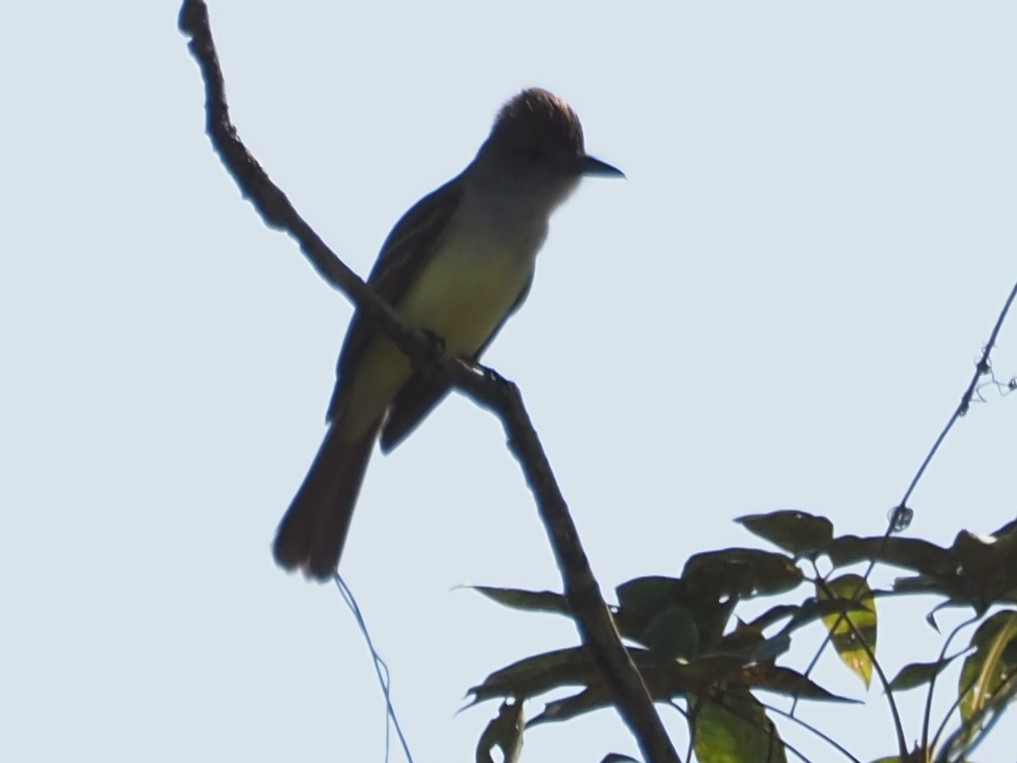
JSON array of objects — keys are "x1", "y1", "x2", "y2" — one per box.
[{"x1": 273, "y1": 421, "x2": 379, "y2": 580}]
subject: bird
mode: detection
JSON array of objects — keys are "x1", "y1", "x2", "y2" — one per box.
[{"x1": 273, "y1": 88, "x2": 623, "y2": 580}]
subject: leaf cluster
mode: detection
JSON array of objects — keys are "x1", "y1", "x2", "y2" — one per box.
[{"x1": 470, "y1": 511, "x2": 1017, "y2": 763}]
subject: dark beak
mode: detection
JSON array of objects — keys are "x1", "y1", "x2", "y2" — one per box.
[{"x1": 581, "y1": 154, "x2": 625, "y2": 178}]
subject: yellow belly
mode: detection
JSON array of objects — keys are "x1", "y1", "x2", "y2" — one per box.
[{"x1": 340, "y1": 237, "x2": 534, "y2": 438}]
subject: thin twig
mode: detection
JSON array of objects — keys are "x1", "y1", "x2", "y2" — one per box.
[
  {"x1": 894, "y1": 278, "x2": 1017, "y2": 523},
  {"x1": 334, "y1": 573, "x2": 415, "y2": 763},
  {"x1": 760, "y1": 703, "x2": 863, "y2": 763},
  {"x1": 924, "y1": 614, "x2": 979, "y2": 754}
]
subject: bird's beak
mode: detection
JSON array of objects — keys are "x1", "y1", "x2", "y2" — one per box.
[{"x1": 581, "y1": 155, "x2": 625, "y2": 178}]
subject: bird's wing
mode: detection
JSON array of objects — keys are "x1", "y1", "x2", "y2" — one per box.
[{"x1": 328, "y1": 176, "x2": 464, "y2": 421}]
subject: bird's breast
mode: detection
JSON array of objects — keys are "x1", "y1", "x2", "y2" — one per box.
[
  {"x1": 337, "y1": 211, "x2": 542, "y2": 439},
  {"x1": 395, "y1": 221, "x2": 538, "y2": 355}
]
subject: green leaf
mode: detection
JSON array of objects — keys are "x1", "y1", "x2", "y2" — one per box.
[
  {"x1": 615, "y1": 576, "x2": 682, "y2": 618},
  {"x1": 817, "y1": 574, "x2": 876, "y2": 688},
  {"x1": 468, "y1": 647, "x2": 596, "y2": 704},
  {"x1": 476, "y1": 700, "x2": 524, "y2": 763},
  {"x1": 470, "y1": 586, "x2": 570, "y2": 615},
  {"x1": 951, "y1": 530, "x2": 1017, "y2": 613},
  {"x1": 639, "y1": 604, "x2": 699, "y2": 661},
  {"x1": 530, "y1": 687, "x2": 608, "y2": 726},
  {"x1": 690, "y1": 688, "x2": 788, "y2": 763},
  {"x1": 741, "y1": 664, "x2": 860, "y2": 703},
  {"x1": 887, "y1": 657, "x2": 954, "y2": 692},
  {"x1": 824, "y1": 535, "x2": 953, "y2": 576},
  {"x1": 957, "y1": 610, "x2": 1017, "y2": 748},
  {"x1": 614, "y1": 575, "x2": 734, "y2": 652},
  {"x1": 682, "y1": 548, "x2": 804, "y2": 599},
  {"x1": 735, "y1": 510, "x2": 834, "y2": 555}
]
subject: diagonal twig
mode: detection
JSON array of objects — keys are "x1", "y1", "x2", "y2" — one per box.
[{"x1": 893, "y1": 278, "x2": 1017, "y2": 527}]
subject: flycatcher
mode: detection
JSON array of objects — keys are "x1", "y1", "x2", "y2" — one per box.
[{"x1": 273, "y1": 88, "x2": 622, "y2": 580}]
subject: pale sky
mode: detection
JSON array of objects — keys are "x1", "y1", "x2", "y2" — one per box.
[{"x1": 3, "y1": 2, "x2": 1016, "y2": 762}]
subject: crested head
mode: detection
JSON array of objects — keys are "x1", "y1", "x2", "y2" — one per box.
[
  {"x1": 469, "y1": 88, "x2": 622, "y2": 210},
  {"x1": 489, "y1": 88, "x2": 586, "y2": 161}
]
